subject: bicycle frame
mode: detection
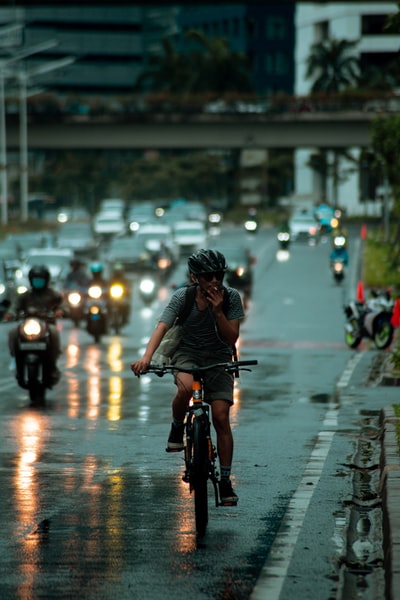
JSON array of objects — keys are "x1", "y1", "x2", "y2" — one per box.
[{"x1": 146, "y1": 359, "x2": 257, "y2": 537}]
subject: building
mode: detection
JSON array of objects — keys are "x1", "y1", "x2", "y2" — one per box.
[{"x1": 295, "y1": 2, "x2": 400, "y2": 216}]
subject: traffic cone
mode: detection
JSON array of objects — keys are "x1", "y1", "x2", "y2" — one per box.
[
  {"x1": 391, "y1": 298, "x2": 400, "y2": 327},
  {"x1": 361, "y1": 224, "x2": 367, "y2": 240},
  {"x1": 356, "y1": 280, "x2": 365, "y2": 303}
]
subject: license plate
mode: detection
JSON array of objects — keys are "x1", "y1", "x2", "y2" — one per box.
[{"x1": 19, "y1": 342, "x2": 47, "y2": 350}]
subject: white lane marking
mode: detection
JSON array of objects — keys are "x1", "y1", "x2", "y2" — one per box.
[
  {"x1": 251, "y1": 406, "x2": 338, "y2": 600},
  {"x1": 251, "y1": 353, "x2": 363, "y2": 599},
  {"x1": 336, "y1": 352, "x2": 364, "y2": 389}
]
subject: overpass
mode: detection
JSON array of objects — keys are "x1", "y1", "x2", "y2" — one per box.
[{"x1": 5, "y1": 110, "x2": 377, "y2": 150}]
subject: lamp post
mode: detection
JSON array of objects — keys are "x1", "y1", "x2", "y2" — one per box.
[{"x1": 18, "y1": 55, "x2": 75, "y2": 222}]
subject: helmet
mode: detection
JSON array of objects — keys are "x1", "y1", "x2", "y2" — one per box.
[
  {"x1": 90, "y1": 262, "x2": 103, "y2": 274},
  {"x1": 188, "y1": 249, "x2": 227, "y2": 275},
  {"x1": 28, "y1": 264, "x2": 50, "y2": 290}
]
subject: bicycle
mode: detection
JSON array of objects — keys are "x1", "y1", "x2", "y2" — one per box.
[{"x1": 146, "y1": 359, "x2": 258, "y2": 537}]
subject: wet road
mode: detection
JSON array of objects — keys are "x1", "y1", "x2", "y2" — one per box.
[{"x1": 0, "y1": 226, "x2": 381, "y2": 599}]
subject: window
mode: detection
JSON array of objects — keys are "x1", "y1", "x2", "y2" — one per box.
[
  {"x1": 265, "y1": 51, "x2": 288, "y2": 75},
  {"x1": 362, "y1": 14, "x2": 390, "y2": 35},
  {"x1": 266, "y1": 17, "x2": 286, "y2": 41}
]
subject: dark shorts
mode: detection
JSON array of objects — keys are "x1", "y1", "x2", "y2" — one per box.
[{"x1": 172, "y1": 349, "x2": 234, "y2": 404}]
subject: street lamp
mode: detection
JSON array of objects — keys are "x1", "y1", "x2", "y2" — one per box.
[
  {"x1": 0, "y1": 36, "x2": 59, "y2": 225},
  {"x1": 18, "y1": 55, "x2": 75, "y2": 222}
]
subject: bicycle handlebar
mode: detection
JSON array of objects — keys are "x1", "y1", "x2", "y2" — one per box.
[{"x1": 146, "y1": 359, "x2": 258, "y2": 376}]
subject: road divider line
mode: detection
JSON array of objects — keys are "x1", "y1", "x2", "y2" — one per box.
[
  {"x1": 251, "y1": 406, "x2": 338, "y2": 600},
  {"x1": 336, "y1": 352, "x2": 364, "y2": 389}
]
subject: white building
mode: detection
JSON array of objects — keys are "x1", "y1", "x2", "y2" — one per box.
[{"x1": 294, "y1": 2, "x2": 400, "y2": 216}]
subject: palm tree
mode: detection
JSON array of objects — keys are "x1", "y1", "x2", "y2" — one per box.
[
  {"x1": 135, "y1": 38, "x2": 192, "y2": 93},
  {"x1": 183, "y1": 30, "x2": 254, "y2": 94},
  {"x1": 305, "y1": 38, "x2": 359, "y2": 93}
]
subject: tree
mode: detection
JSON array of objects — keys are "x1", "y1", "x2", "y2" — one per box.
[
  {"x1": 370, "y1": 116, "x2": 400, "y2": 260},
  {"x1": 183, "y1": 30, "x2": 253, "y2": 94},
  {"x1": 135, "y1": 31, "x2": 253, "y2": 96},
  {"x1": 305, "y1": 38, "x2": 359, "y2": 93}
]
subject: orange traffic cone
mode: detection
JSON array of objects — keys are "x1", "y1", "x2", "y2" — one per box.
[
  {"x1": 391, "y1": 298, "x2": 400, "y2": 327},
  {"x1": 356, "y1": 280, "x2": 365, "y2": 303},
  {"x1": 361, "y1": 224, "x2": 367, "y2": 240}
]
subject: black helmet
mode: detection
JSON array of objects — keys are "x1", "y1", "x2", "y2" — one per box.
[
  {"x1": 188, "y1": 249, "x2": 227, "y2": 275},
  {"x1": 28, "y1": 264, "x2": 50, "y2": 289}
]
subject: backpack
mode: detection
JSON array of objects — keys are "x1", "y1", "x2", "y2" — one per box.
[{"x1": 153, "y1": 284, "x2": 237, "y2": 367}]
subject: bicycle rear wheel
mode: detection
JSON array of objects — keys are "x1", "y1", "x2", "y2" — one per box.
[{"x1": 192, "y1": 416, "x2": 208, "y2": 537}]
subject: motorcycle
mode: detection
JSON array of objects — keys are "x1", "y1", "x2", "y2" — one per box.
[
  {"x1": 86, "y1": 284, "x2": 108, "y2": 343},
  {"x1": 344, "y1": 290, "x2": 394, "y2": 349},
  {"x1": 14, "y1": 307, "x2": 61, "y2": 405},
  {"x1": 138, "y1": 275, "x2": 158, "y2": 304},
  {"x1": 277, "y1": 230, "x2": 291, "y2": 249},
  {"x1": 108, "y1": 282, "x2": 130, "y2": 334},
  {"x1": 331, "y1": 258, "x2": 345, "y2": 284}
]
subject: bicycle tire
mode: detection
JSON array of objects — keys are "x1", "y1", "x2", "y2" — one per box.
[{"x1": 192, "y1": 416, "x2": 208, "y2": 537}]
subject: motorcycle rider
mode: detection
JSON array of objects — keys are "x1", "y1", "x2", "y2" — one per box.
[
  {"x1": 89, "y1": 262, "x2": 108, "y2": 288},
  {"x1": 63, "y1": 258, "x2": 91, "y2": 291},
  {"x1": 5, "y1": 265, "x2": 63, "y2": 382},
  {"x1": 108, "y1": 262, "x2": 131, "y2": 324}
]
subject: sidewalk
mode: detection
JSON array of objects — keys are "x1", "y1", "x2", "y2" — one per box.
[{"x1": 377, "y1": 345, "x2": 400, "y2": 599}]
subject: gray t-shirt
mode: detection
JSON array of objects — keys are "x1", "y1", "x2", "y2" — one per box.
[{"x1": 159, "y1": 285, "x2": 244, "y2": 354}]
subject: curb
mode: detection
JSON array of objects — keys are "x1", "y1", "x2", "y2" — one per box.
[{"x1": 380, "y1": 407, "x2": 400, "y2": 600}]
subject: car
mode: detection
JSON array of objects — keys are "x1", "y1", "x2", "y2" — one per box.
[
  {"x1": 14, "y1": 247, "x2": 74, "y2": 291},
  {"x1": 127, "y1": 202, "x2": 157, "y2": 232},
  {"x1": 99, "y1": 198, "x2": 126, "y2": 216},
  {"x1": 212, "y1": 244, "x2": 255, "y2": 296},
  {"x1": 172, "y1": 220, "x2": 208, "y2": 256},
  {"x1": 0, "y1": 257, "x2": 16, "y2": 317},
  {"x1": 93, "y1": 211, "x2": 126, "y2": 238},
  {"x1": 288, "y1": 210, "x2": 320, "y2": 243},
  {"x1": 136, "y1": 223, "x2": 180, "y2": 262},
  {"x1": 56, "y1": 221, "x2": 99, "y2": 259},
  {"x1": 106, "y1": 235, "x2": 154, "y2": 272}
]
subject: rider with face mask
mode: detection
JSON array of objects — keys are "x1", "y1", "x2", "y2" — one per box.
[{"x1": 5, "y1": 265, "x2": 64, "y2": 381}]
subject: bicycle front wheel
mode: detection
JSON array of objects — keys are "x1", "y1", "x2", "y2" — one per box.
[{"x1": 192, "y1": 417, "x2": 208, "y2": 537}]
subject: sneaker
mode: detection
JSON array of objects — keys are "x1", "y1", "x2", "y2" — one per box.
[
  {"x1": 166, "y1": 423, "x2": 184, "y2": 452},
  {"x1": 219, "y1": 479, "x2": 238, "y2": 505}
]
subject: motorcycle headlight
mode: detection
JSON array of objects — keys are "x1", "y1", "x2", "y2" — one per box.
[
  {"x1": 157, "y1": 257, "x2": 171, "y2": 270},
  {"x1": 110, "y1": 283, "x2": 124, "y2": 299},
  {"x1": 245, "y1": 220, "x2": 257, "y2": 231},
  {"x1": 22, "y1": 318, "x2": 43, "y2": 339},
  {"x1": 68, "y1": 291, "x2": 82, "y2": 306},
  {"x1": 236, "y1": 267, "x2": 245, "y2": 277},
  {"x1": 17, "y1": 285, "x2": 29, "y2": 295},
  {"x1": 88, "y1": 285, "x2": 102, "y2": 299},
  {"x1": 140, "y1": 278, "x2": 156, "y2": 294}
]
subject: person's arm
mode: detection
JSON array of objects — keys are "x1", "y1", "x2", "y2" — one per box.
[
  {"x1": 207, "y1": 287, "x2": 240, "y2": 346},
  {"x1": 131, "y1": 321, "x2": 169, "y2": 376}
]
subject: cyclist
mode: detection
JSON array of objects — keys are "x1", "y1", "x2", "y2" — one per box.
[{"x1": 131, "y1": 248, "x2": 245, "y2": 505}]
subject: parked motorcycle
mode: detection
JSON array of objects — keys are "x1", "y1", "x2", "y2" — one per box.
[
  {"x1": 344, "y1": 290, "x2": 394, "y2": 349},
  {"x1": 331, "y1": 258, "x2": 345, "y2": 284},
  {"x1": 86, "y1": 284, "x2": 108, "y2": 343},
  {"x1": 108, "y1": 282, "x2": 130, "y2": 334},
  {"x1": 14, "y1": 307, "x2": 61, "y2": 405},
  {"x1": 138, "y1": 275, "x2": 157, "y2": 304}
]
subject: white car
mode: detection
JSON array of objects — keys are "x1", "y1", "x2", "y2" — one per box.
[
  {"x1": 15, "y1": 247, "x2": 73, "y2": 292},
  {"x1": 173, "y1": 220, "x2": 208, "y2": 255},
  {"x1": 93, "y1": 211, "x2": 126, "y2": 237},
  {"x1": 136, "y1": 222, "x2": 180, "y2": 262}
]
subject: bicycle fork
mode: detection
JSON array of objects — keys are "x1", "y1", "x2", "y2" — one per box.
[{"x1": 183, "y1": 382, "x2": 220, "y2": 508}]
